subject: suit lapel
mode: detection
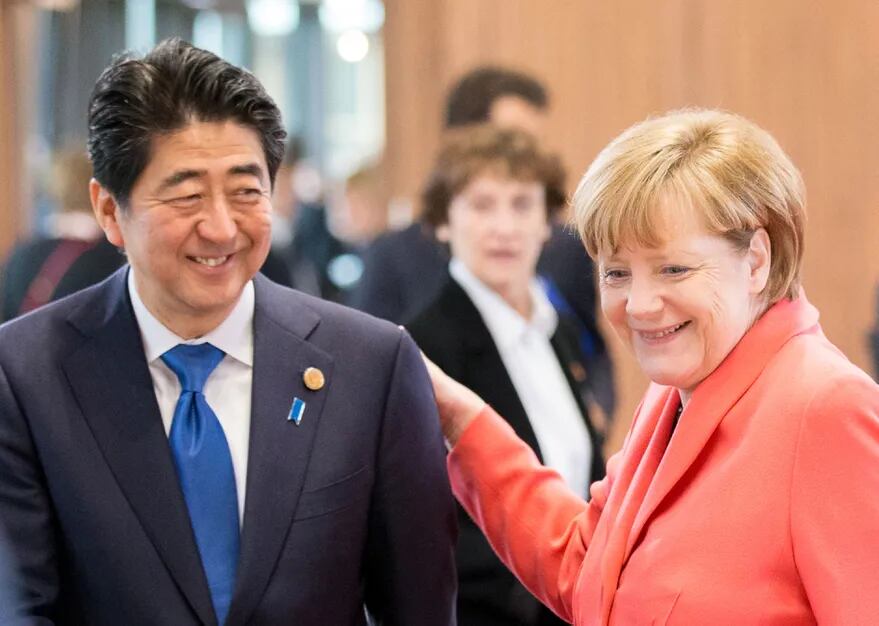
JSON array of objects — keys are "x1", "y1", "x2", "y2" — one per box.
[
  {"x1": 621, "y1": 296, "x2": 822, "y2": 564},
  {"x1": 549, "y1": 321, "x2": 606, "y2": 478},
  {"x1": 440, "y1": 280, "x2": 544, "y2": 456},
  {"x1": 598, "y1": 386, "x2": 678, "y2": 623},
  {"x1": 62, "y1": 268, "x2": 216, "y2": 626},
  {"x1": 226, "y1": 277, "x2": 333, "y2": 626}
]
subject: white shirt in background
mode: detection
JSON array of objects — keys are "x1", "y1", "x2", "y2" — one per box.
[
  {"x1": 128, "y1": 270, "x2": 254, "y2": 524},
  {"x1": 450, "y1": 259, "x2": 593, "y2": 497}
]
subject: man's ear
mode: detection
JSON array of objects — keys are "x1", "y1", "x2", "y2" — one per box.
[
  {"x1": 90, "y1": 179, "x2": 124, "y2": 248},
  {"x1": 747, "y1": 227, "x2": 771, "y2": 295}
]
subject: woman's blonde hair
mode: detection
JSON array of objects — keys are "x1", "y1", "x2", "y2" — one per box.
[{"x1": 573, "y1": 108, "x2": 805, "y2": 302}]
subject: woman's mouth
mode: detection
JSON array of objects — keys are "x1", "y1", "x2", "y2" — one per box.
[{"x1": 636, "y1": 321, "x2": 691, "y2": 342}]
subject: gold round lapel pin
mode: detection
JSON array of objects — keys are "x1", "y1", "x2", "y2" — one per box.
[{"x1": 303, "y1": 367, "x2": 325, "y2": 391}]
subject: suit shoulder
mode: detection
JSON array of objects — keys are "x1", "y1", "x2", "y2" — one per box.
[{"x1": 257, "y1": 279, "x2": 403, "y2": 343}]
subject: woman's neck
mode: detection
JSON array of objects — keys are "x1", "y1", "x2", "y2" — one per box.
[{"x1": 498, "y1": 283, "x2": 534, "y2": 320}]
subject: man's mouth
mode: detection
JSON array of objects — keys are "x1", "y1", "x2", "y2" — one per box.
[{"x1": 190, "y1": 255, "x2": 230, "y2": 267}]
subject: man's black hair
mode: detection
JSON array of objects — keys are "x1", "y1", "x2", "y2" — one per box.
[
  {"x1": 87, "y1": 38, "x2": 286, "y2": 208},
  {"x1": 444, "y1": 66, "x2": 548, "y2": 128}
]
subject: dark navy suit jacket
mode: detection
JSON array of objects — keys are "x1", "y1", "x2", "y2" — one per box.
[{"x1": 0, "y1": 268, "x2": 457, "y2": 625}]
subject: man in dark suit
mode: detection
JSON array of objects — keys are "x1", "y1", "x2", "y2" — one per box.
[
  {"x1": 0, "y1": 38, "x2": 456, "y2": 626},
  {"x1": 351, "y1": 66, "x2": 615, "y2": 420}
]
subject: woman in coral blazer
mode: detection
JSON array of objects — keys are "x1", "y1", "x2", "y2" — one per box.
[{"x1": 425, "y1": 109, "x2": 879, "y2": 625}]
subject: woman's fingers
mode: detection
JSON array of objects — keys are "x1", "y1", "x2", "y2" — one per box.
[{"x1": 421, "y1": 351, "x2": 486, "y2": 445}]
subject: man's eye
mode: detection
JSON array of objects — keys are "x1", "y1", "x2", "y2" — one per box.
[
  {"x1": 232, "y1": 188, "x2": 265, "y2": 203},
  {"x1": 168, "y1": 194, "x2": 201, "y2": 207}
]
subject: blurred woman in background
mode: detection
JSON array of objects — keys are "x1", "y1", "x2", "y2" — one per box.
[{"x1": 408, "y1": 126, "x2": 605, "y2": 626}]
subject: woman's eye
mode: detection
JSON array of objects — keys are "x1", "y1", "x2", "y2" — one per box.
[
  {"x1": 662, "y1": 265, "x2": 690, "y2": 276},
  {"x1": 602, "y1": 269, "x2": 629, "y2": 283}
]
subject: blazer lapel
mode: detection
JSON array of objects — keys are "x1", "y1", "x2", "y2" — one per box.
[
  {"x1": 226, "y1": 278, "x2": 333, "y2": 626},
  {"x1": 598, "y1": 388, "x2": 678, "y2": 623},
  {"x1": 62, "y1": 268, "x2": 216, "y2": 626},
  {"x1": 441, "y1": 280, "x2": 544, "y2": 456},
  {"x1": 622, "y1": 296, "x2": 822, "y2": 564}
]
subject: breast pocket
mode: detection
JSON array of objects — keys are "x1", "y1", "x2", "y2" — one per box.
[{"x1": 293, "y1": 465, "x2": 373, "y2": 521}]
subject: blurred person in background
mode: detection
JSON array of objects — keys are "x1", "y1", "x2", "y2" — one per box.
[
  {"x1": 321, "y1": 161, "x2": 391, "y2": 303},
  {"x1": 426, "y1": 109, "x2": 879, "y2": 624},
  {"x1": 0, "y1": 145, "x2": 124, "y2": 321},
  {"x1": 870, "y1": 284, "x2": 879, "y2": 379},
  {"x1": 0, "y1": 38, "x2": 456, "y2": 626},
  {"x1": 270, "y1": 136, "x2": 338, "y2": 296},
  {"x1": 409, "y1": 125, "x2": 605, "y2": 626},
  {"x1": 353, "y1": 65, "x2": 615, "y2": 421}
]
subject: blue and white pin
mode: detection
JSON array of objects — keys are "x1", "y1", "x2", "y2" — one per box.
[
  {"x1": 288, "y1": 366, "x2": 326, "y2": 426},
  {"x1": 288, "y1": 397, "x2": 306, "y2": 425}
]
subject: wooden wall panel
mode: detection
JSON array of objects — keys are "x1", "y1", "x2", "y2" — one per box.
[
  {"x1": 0, "y1": 0, "x2": 37, "y2": 260},
  {"x1": 384, "y1": 0, "x2": 879, "y2": 451}
]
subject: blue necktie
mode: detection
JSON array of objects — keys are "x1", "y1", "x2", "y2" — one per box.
[{"x1": 162, "y1": 343, "x2": 239, "y2": 626}]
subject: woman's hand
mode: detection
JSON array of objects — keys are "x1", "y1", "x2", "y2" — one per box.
[{"x1": 422, "y1": 353, "x2": 486, "y2": 446}]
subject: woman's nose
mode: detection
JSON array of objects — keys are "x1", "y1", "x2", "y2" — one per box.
[{"x1": 625, "y1": 277, "x2": 663, "y2": 318}]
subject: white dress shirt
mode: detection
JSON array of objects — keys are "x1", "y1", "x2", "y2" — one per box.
[
  {"x1": 450, "y1": 259, "x2": 593, "y2": 496},
  {"x1": 128, "y1": 271, "x2": 253, "y2": 523}
]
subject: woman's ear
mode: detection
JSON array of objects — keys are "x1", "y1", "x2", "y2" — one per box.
[
  {"x1": 747, "y1": 228, "x2": 771, "y2": 295},
  {"x1": 435, "y1": 223, "x2": 451, "y2": 243},
  {"x1": 90, "y1": 179, "x2": 125, "y2": 248}
]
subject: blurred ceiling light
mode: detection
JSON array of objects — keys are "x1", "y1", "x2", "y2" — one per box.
[
  {"x1": 336, "y1": 29, "x2": 369, "y2": 63},
  {"x1": 319, "y1": 0, "x2": 384, "y2": 34},
  {"x1": 33, "y1": 0, "x2": 80, "y2": 10},
  {"x1": 246, "y1": 0, "x2": 300, "y2": 37}
]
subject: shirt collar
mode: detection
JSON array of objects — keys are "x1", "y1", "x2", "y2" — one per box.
[
  {"x1": 127, "y1": 269, "x2": 255, "y2": 366},
  {"x1": 449, "y1": 258, "x2": 557, "y2": 350}
]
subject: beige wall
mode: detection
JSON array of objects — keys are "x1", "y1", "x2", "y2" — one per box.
[
  {"x1": 0, "y1": 1, "x2": 37, "y2": 258},
  {"x1": 384, "y1": 0, "x2": 879, "y2": 451}
]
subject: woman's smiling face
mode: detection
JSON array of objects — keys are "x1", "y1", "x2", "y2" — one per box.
[{"x1": 598, "y1": 207, "x2": 771, "y2": 401}]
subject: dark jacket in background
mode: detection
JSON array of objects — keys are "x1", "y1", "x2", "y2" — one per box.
[
  {"x1": 408, "y1": 277, "x2": 605, "y2": 626},
  {"x1": 1, "y1": 237, "x2": 124, "y2": 322}
]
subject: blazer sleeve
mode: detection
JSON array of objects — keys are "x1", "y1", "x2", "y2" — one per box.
[
  {"x1": 362, "y1": 330, "x2": 458, "y2": 626},
  {"x1": 448, "y1": 406, "x2": 618, "y2": 623},
  {"x1": 790, "y1": 372, "x2": 879, "y2": 625},
  {"x1": 0, "y1": 361, "x2": 59, "y2": 624}
]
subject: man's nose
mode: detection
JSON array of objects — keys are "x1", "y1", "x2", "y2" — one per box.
[{"x1": 197, "y1": 195, "x2": 237, "y2": 242}]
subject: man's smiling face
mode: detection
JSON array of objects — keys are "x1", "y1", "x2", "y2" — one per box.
[{"x1": 92, "y1": 119, "x2": 272, "y2": 337}]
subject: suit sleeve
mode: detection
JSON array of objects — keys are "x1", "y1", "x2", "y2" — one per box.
[
  {"x1": 790, "y1": 373, "x2": 879, "y2": 625},
  {"x1": 448, "y1": 406, "x2": 619, "y2": 623},
  {"x1": 362, "y1": 330, "x2": 458, "y2": 626},
  {"x1": 0, "y1": 361, "x2": 59, "y2": 625}
]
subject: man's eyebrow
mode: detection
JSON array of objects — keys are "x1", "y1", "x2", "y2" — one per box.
[
  {"x1": 228, "y1": 163, "x2": 266, "y2": 180},
  {"x1": 157, "y1": 169, "x2": 205, "y2": 194}
]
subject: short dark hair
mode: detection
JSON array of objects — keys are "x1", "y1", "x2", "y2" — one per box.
[
  {"x1": 87, "y1": 38, "x2": 286, "y2": 208},
  {"x1": 422, "y1": 125, "x2": 566, "y2": 227},
  {"x1": 444, "y1": 66, "x2": 548, "y2": 128}
]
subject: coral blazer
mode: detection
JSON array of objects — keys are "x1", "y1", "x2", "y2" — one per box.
[{"x1": 448, "y1": 295, "x2": 879, "y2": 625}]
